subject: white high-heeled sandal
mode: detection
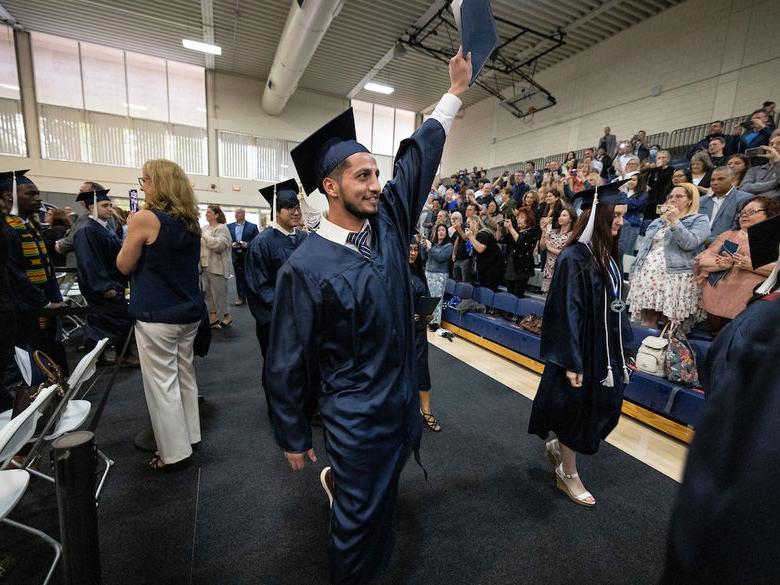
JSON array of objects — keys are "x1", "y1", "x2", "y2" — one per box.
[
  {"x1": 555, "y1": 463, "x2": 596, "y2": 507},
  {"x1": 545, "y1": 438, "x2": 562, "y2": 467}
]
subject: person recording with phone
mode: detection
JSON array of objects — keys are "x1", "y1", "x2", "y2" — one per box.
[
  {"x1": 740, "y1": 128, "x2": 780, "y2": 199},
  {"x1": 736, "y1": 109, "x2": 773, "y2": 153},
  {"x1": 696, "y1": 195, "x2": 780, "y2": 335},
  {"x1": 499, "y1": 207, "x2": 540, "y2": 298},
  {"x1": 627, "y1": 183, "x2": 710, "y2": 330}
]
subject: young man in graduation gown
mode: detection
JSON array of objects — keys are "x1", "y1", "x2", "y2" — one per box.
[
  {"x1": 227, "y1": 208, "x2": 259, "y2": 306},
  {"x1": 244, "y1": 179, "x2": 307, "y2": 412},
  {"x1": 663, "y1": 214, "x2": 780, "y2": 585},
  {"x1": 0, "y1": 170, "x2": 67, "y2": 372},
  {"x1": 264, "y1": 49, "x2": 471, "y2": 585},
  {"x1": 73, "y1": 188, "x2": 136, "y2": 365}
]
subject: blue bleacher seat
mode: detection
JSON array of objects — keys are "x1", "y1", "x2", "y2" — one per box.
[
  {"x1": 517, "y1": 297, "x2": 545, "y2": 316},
  {"x1": 472, "y1": 287, "x2": 494, "y2": 308},
  {"x1": 492, "y1": 292, "x2": 519, "y2": 317},
  {"x1": 454, "y1": 282, "x2": 474, "y2": 300},
  {"x1": 444, "y1": 278, "x2": 456, "y2": 297},
  {"x1": 624, "y1": 370, "x2": 704, "y2": 428}
]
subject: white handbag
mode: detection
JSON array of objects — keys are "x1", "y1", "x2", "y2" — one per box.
[{"x1": 636, "y1": 325, "x2": 670, "y2": 376}]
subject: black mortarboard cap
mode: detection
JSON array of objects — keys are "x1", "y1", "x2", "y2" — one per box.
[
  {"x1": 457, "y1": 0, "x2": 499, "y2": 85},
  {"x1": 290, "y1": 108, "x2": 370, "y2": 195},
  {"x1": 749, "y1": 213, "x2": 780, "y2": 269},
  {"x1": 75, "y1": 189, "x2": 111, "y2": 204},
  {"x1": 259, "y1": 179, "x2": 300, "y2": 210},
  {"x1": 0, "y1": 169, "x2": 32, "y2": 193},
  {"x1": 575, "y1": 177, "x2": 633, "y2": 209}
]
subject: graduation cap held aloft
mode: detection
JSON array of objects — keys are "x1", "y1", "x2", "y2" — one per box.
[
  {"x1": 0, "y1": 169, "x2": 33, "y2": 216},
  {"x1": 290, "y1": 108, "x2": 370, "y2": 196},
  {"x1": 259, "y1": 178, "x2": 300, "y2": 223},
  {"x1": 749, "y1": 213, "x2": 780, "y2": 294},
  {"x1": 452, "y1": 0, "x2": 499, "y2": 85}
]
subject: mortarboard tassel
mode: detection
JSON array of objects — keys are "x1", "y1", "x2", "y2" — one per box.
[
  {"x1": 91, "y1": 190, "x2": 98, "y2": 220},
  {"x1": 10, "y1": 172, "x2": 18, "y2": 216},
  {"x1": 272, "y1": 183, "x2": 277, "y2": 225},
  {"x1": 578, "y1": 187, "x2": 599, "y2": 245}
]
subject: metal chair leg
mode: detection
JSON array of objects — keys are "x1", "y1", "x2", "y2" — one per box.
[
  {"x1": 2, "y1": 517, "x2": 62, "y2": 585},
  {"x1": 95, "y1": 448, "x2": 113, "y2": 500}
]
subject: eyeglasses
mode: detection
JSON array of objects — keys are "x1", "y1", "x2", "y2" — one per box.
[
  {"x1": 740, "y1": 208, "x2": 766, "y2": 217},
  {"x1": 137, "y1": 177, "x2": 148, "y2": 188}
]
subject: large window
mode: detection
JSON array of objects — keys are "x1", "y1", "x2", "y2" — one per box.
[
  {"x1": 31, "y1": 32, "x2": 207, "y2": 174},
  {"x1": 218, "y1": 131, "x2": 296, "y2": 183},
  {"x1": 351, "y1": 100, "x2": 417, "y2": 157},
  {"x1": 0, "y1": 25, "x2": 26, "y2": 157}
]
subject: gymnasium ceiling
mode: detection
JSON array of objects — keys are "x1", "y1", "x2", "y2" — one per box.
[{"x1": 2, "y1": 0, "x2": 684, "y2": 113}]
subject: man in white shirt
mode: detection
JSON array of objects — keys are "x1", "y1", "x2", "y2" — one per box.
[{"x1": 699, "y1": 166, "x2": 752, "y2": 244}]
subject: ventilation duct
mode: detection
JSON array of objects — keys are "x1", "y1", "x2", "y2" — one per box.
[{"x1": 261, "y1": 0, "x2": 345, "y2": 115}]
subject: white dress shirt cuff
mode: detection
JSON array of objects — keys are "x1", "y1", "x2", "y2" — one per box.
[{"x1": 429, "y1": 93, "x2": 462, "y2": 136}]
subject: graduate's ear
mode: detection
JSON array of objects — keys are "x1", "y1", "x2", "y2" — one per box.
[{"x1": 322, "y1": 176, "x2": 340, "y2": 201}]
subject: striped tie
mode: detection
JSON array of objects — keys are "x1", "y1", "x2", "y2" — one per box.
[{"x1": 347, "y1": 228, "x2": 372, "y2": 260}]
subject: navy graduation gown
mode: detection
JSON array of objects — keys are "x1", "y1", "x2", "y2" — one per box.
[
  {"x1": 266, "y1": 118, "x2": 445, "y2": 585},
  {"x1": 410, "y1": 271, "x2": 431, "y2": 391},
  {"x1": 528, "y1": 243, "x2": 632, "y2": 454},
  {"x1": 73, "y1": 217, "x2": 131, "y2": 346},
  {"x1": 663, "y1": 292, "x2": 780, "y2": 585},
  {"x1": 244, "y1": 227, "x2": 308, "y2": 335}
]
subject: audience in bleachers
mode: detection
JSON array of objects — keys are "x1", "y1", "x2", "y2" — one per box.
[
  {"x1": 618, "y1": 174, "x2": 648, "y2": 264},
  {"x1": 699, "y1": 166, "x2": 751, "y2": 245},
  {"x1": 499, "y1": 207, "x2": 540, "y2": 298},
  {"x1": 627, "y1": 183, "x2": 710, "y2": 329},
  {"x1": 736, "y1": 109, "x2": 773, "y2": 152},
  {"x1": 645, "y1": 149, "x2": 674, "y2": 222},
  {"x1": 696, "y1": 195, "x2": 780, "y2": 335},
  {"x1": 726, "y1": 153, "x2": 749, "y2": 188},
  {"x1": 688, "y1": 151, "x2": 713, "y2": 197}
]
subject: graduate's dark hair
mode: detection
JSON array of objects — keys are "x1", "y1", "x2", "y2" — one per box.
[
  {"x1": 408, "y1": 240, "x2": 427, "y2": 286},
  {"x1": 568, "y1": 203, "x2": 619, "y2": 277}
]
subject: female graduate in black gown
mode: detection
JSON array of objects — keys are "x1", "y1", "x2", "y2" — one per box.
[
  {"x1": 409, "y1": 238, "x2": 441, "y2": 432},
  {"x1": 528, "y1": 182, "x2": 631, "y2": 507}
]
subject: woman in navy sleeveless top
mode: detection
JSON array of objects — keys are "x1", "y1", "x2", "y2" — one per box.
[{"x1": 118, "y1": 159, "x2": 203, "y2": 470}]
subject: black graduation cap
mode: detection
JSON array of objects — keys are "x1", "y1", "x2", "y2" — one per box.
[
  {"x1": 259, "y1": 179, "x2": 300, "y2": 210},
  {"x1": 290, "y1": 108, "x2": 370, "y2": 195},
  {"x1": 456, "y1": 0, "x2": 499, "y2": 85},
  {"x1": 75, "y1": 189, "x2": 111, "y2": 204},
  {"x1": 0, "y1": 170, "x2": 34, "y2": 216},
  {"x1": 575, "y1": 177, "x2": 633, "y2": 209},
  {"x1": 749, "y1": 213, "x2": 780, "y2": 269}
]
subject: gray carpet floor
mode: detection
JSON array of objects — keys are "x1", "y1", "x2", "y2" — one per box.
[{"x1": 4, "y1": 300, "x2": 678, "y2": 585}]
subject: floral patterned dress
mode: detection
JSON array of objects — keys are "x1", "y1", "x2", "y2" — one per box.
[
  {"x1": 627, "y1": 226, "x2": 703, "y2": 325},
  {"x1": 542, "y1": 229, "x2": 571, "y2": 293}
]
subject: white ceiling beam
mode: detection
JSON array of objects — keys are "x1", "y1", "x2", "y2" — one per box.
[
  {"x1": 200, "y1": 0, "x2": 216, "y2": 69},
  {"x1": 562, "y1": 0, "x2": 626, "y2": 33},
  {"x1": 0, "y1": 2, "x2": 17, "y2": 27}
]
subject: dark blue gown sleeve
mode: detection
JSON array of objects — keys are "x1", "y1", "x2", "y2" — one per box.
[
  {"x1": 265, "y1": 263, "x2": 321, "y2": 453},
  {"x1": 539, "y1": 249, "x2": 587, "y2": 374},
  {"x1": 244, "y1": 239, "x2": 275, "y2": 306},
  {"x1": 383, "y1": 118, "x2": 446, "y2": 237},
  {"x1": 74, "y1": 229, "x2": 119, "y2": 295}
]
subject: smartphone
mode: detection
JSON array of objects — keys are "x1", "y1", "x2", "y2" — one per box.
[
  {"x1": 571, "y1": 169, "x2": 578, "y2": 177},
  {"x1": 721, "y1": 240, "x2": 739, "y2": 256},
  {"x1": 129, "y1": 189, "x2": 139, "y2": 212},
  {"x1": 656, "y1": 204, "x2": 667, "y2": 215},
  {"x1": 745, "y1": 147, "x2": 763, "y2": 159}
]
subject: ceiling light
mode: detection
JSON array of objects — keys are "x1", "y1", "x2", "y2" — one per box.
[
  {"x1": 365, "y1": 82, "x2": 394, "y2": 95},
  {"x1": 0, "y1": 83, "x2": 19, "y2": 91},
  {"x1": 182, "y1": 39, "x2": 222, "y2": 55},
  {"x1": 123, "y1": 102, "x2": 148, "y2": 111}
]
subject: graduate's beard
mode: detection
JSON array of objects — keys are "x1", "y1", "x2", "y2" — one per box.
[{"x1": 344, "y1": 198, "x2": 378, "y2": 220}]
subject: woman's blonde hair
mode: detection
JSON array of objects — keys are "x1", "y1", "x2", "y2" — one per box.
[
  {"x1": 142, "y1": 159, "x2": 201, "y2": 235},
  {"x1": 672, "y1": 182, "x2": 700, "y2": 217}
]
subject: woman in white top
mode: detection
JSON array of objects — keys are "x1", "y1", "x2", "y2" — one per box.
[
  {"x1": 201, "y1": 205, "x2": 233, "y2": 328},
  {"x1": 689, "y1": 151, "x2": 713, "y2": 196}
]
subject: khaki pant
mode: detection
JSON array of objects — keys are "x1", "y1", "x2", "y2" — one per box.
[{"x1": 135, "y1": 320, "x2": 201, "y2": 464}]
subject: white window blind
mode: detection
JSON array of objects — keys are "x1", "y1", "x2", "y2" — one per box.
[
  {"x1": 31, "y1": 32, "x2": 83, "y2": 109},
  {"x1": 218, "y1": 131, "x2": 296, "y2": 182},
  {"x1": 351, "y1": 100, "x2": 418, "y2": 158},
  {"x1": 0, "y1": 25, "x2": 25, "y2": 156},
  {"x1": 40, "y1": 104, "x2": 207, "y2": 175},
  {"x1": 167, "y1": 61, "x2": 206, "y2": 127},
  {"x1": 352, "y1": 100, "x2": 373, "y2": 150},
  {"x1": 80, "y1": 42, "x2": 127, "y2": 116},
  {"x1": 125, "y1": 52, "x2": 168, "y2": 122},
  {"x1": 393, "y1": 110, "x2": 416, "y2": 156}
]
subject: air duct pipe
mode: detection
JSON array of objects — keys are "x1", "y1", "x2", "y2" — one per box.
[{"x1": 261, "y1": 0, "x2": 345, "y2": 116}]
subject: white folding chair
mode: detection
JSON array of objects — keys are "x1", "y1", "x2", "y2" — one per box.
[
  {"x1": 0, "y1": 385, "x2": 62, "y2": 585},
  {"x1": 1, "y1": 339, "x2": 114, "y2": 499}
]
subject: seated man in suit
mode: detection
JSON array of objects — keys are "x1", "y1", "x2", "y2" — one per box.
[
  {"x1": 699, "y1": 166, "x2": 752, "y2": 244},
  {"x1": 227, "y1": 208, "x2": 259, "y2": 306}
]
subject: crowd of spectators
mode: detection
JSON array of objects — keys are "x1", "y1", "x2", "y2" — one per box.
[{"x1": 418, "y1": 102, "x2": 780, "y2": 337}]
